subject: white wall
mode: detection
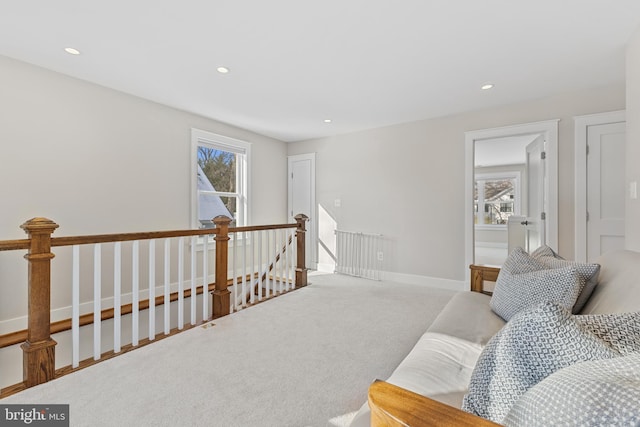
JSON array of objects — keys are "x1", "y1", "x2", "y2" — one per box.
[
  {"x1": 288, "y1": 85, "x2": 625, "y2": 283},
  {"x1": 626, "y1": 25, "x2": 640, "y2": 251},
  {"x1": 0, "y1": 55, "x2": 287, "y2": 320}
]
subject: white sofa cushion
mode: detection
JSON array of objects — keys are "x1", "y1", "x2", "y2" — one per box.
[
  {"x1": 427, "y1": 291, "x2": 505, "y2": 346},
  {"x1": 349, "y1": 332, "x2": 482, "y2": 427}
]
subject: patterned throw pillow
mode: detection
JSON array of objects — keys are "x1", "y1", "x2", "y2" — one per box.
[
  {"x1": 574, "y1": 311, "x2": 640, "y2": 354},
  {"x1": 490, "y1": 247, "x2": 582, "y2": 321},
  {"x1": 530, "y1": 244, "x2": 558, "y2": 258},
  {"x1": 503, "y1": 352, "x2": 640, "y2": 427},
  {"x1": 531, "y1": 245, "x2": 600, "y2": 313},
  {"x1": 462, "y1": 302, "x2": 624, "y2": 423}
]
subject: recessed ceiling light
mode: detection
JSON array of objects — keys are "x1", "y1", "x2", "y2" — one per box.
[
  {"x1": 217, "y1": 66, "x2": 230, "y2": 74},
  {"x1": 64, "y1": 47, "x2": 81, "y2": 55},
  {"x1": 481, "y1": 83, "x2": 494, "y2": 90},
  {"x1": 324, "y1": 119, "x2": 332, "y2": 123}
]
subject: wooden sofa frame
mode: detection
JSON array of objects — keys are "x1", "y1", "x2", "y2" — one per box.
[{"x1": 368, "y1": 264, "x2": 501, "y2": 427}]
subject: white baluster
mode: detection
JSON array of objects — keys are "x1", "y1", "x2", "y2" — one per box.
[
  {"x1": 114, "y1": 241, "x2": 122, "y2": 353},
  {"x1": 148, "y1": 239, "x2": 156, "y2": 341},
  {"x1": 293, "y1": 228, "x2": 298, "y2": 283},
  {"x1": 202, "y1": 236, "x2": 209, "y2": 320},
  {"x1": 278, "y1": 229, "x2": 287, "y2": 292},
  {"x1": 178, "y1": 237, "x2": 184, "y2": 330},
  {"x1": 242, "y1": 231, "x2": 247, "y2": 308},
  {"x1": 164, "y1": 239, "x2": 170, "y2": 335},
  {"x1": 250, "y1": 231, "x2": 255, "y2": 304},
  {"x1": 190, "y1": 236, "x2": 197, "y2": 325},
  {"x1": 132, "y1": 240, "x2": 139, "y2": 346},
  {"x1": 257, "y1": 231, "x2": 263, "y2": 301},
  {"x1": 284, "y1": 230, "x2": 290, "y2": 291},
  {"x1": 72, "y1": 245, "x2": 80, "y2": 368},
  {"x1": 232, "y1": 233, "x2": 238, "y2": 312},
  {"x1": 290, "y1": 229, "x2": 295, "y2": 289},
  {"x1": 93, "y1": 243, "x2": 101, "y2": 360},
  {"x1": 279, "y1": 229, "x2": 285, "y2": 293},
  {"x1": 265, "y1": 230, "x2": 271, "y2": 298},
  {"x1": 273, "y1": 229, "x2": 278, "y2": 294}
]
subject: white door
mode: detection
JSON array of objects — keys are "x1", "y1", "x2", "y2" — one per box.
[
  {"x1": 587, "y1": 122, "x2": 626, "y2": 262},
  {"x1": 288, "y1": 153, "x2": 316, "y2": 269},
  {"x1": 523, "y1": 135, "x2": 546, "y2": 252}
]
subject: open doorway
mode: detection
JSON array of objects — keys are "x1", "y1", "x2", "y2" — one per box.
[
  {"x1": 464, "y1": 120, "x2": 559, "y2": 277},
  {"x1": 288, "y1": 153, "x2": 317, "y2": 270}
]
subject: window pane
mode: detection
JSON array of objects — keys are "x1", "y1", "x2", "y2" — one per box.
[
  {"x1": 219, "y1": 196, "x2": 237, "y2": 223},
  {"x1": 198, "y1": 193, "x2": 230, "y2": 228},
  {"x1": 482, "y1": 178, "x2": 515, "y2": 225},
  {"x1": 197, "y1": 146, "x2": 236, "y2": 193}
]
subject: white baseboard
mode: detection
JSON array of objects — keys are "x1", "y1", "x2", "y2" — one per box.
[{"x1": 381, "y1": 271, "x2": 467, "y2": 292}]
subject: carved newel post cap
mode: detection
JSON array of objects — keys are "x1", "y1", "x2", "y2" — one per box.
[
  {"x1": 212, "y1": 216, "x2": 232, "y2": 226},
  {"x1": 20, "y1": 217, "x2": 59, "y2": 233},
  {"x1": 294, "y1": 213, "x2": 309, "y2": 221}
]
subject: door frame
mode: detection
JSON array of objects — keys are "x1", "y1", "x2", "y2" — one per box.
[
  {"x1": 465, "y1": 120, "x2": 559, "y2": 280},
  {"x1": 574, "y1": 110, "x2": 625, "y2": 262},
  {"x1": 524, "y1": 134, "x2": 547, "y2": 249},
  {"x1": 288, "y1": 153, "x2": 317, "y2": 269}
]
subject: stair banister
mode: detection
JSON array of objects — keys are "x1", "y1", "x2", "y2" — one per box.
[
  {"x1": 20, "y1": 217, "x2": 59, "y2": 387},
  {"x1": 295, "y1": 213, "x2": 308, "y2": 288},
  {"x1": 213, "y1": 215, "x2": 232, "y2": 318}
]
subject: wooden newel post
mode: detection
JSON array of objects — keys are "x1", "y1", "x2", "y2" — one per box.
[
  {"x1": 294, "y1": 214, "x2": 309, "y2": 288},
  {"x1": 20, "y1": 217, "x2": 59, "y2": 387},
  {"x1": 212, "y1": 216, "x2": 232, "y2": 319}
]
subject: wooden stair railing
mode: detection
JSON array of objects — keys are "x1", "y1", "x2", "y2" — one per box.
[{"x1": 0, "y1": 214, "x2": 309, "y2": 397}]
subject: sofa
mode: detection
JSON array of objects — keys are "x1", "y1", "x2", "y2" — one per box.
[{"x1": 349, "y1": 248, "x2": 640, "y2": 427}]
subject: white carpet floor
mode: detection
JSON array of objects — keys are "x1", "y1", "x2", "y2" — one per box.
[{"x1": 2, "y1": 273, "x2": 456, "y2": 427}]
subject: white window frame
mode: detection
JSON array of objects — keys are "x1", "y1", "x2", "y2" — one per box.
[
  {"x1": 474, "y1": 171, "x2": 521, "y2": 230},
  {"x1": 191, "y1": 129, "x2": 251, "y2": 229}
]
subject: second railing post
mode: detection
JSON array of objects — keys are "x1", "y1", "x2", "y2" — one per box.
[
  {"x1": 212, "y1": 216, "x2": 232, "y2": 319},
  {"x1": 294, "y1": 214, "x2": 308, "y2": 288}
]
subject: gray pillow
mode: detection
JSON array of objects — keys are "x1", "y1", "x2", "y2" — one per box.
[
  {"x1": 530, "y1": 244, "x2": 558, "y2": 259},
  {"x1": 503, "y1": 352, "x2": 640, "y2": 427},
  {"x1": 462, "y1": 302, "x2": 622, "y2": 423},
  {"x1": 574, "y1": 311, "x2": 640, "y2": 354},
  {"x1": 490, "y1": 248, "x2": 582, "y2": 321},
  {"x1": 531, "y1": 245, "x2": 600, "y2": 313}
]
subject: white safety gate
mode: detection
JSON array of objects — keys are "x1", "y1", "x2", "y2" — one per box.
[{"x1": 335, "y1": 230, "x2": 383, "y2": 280}]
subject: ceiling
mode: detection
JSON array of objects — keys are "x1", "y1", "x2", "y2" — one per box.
[{"x1": 1, "y1": 1, "x2": 640, "y2": 143}]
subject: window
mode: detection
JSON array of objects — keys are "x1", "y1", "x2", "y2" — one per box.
[
  {"x1": 191, "y1": 129, "x2": 251, "y2": 228},
  {"x1": 474, "y1": 172, "x2": 520, "y2": 226}
]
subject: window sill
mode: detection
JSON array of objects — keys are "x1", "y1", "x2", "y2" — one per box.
[{"x1": 475, "y1": 225, "x2": 507, "y2": 231}]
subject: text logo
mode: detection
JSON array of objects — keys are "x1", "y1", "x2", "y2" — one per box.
[{"x1": 1, "y1": 405, "x2": 69, "y2": 426}]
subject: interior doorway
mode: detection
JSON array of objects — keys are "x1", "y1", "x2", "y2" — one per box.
[
  {"x1": 288, "y1": 153, "x2": 317, "y2": 269},
  {"x1": 465, "y1": 120, "x2": 559, "y2": 278},
  {"x1": 574, "y1": 111, "x2": 626, "y2": 262}
]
